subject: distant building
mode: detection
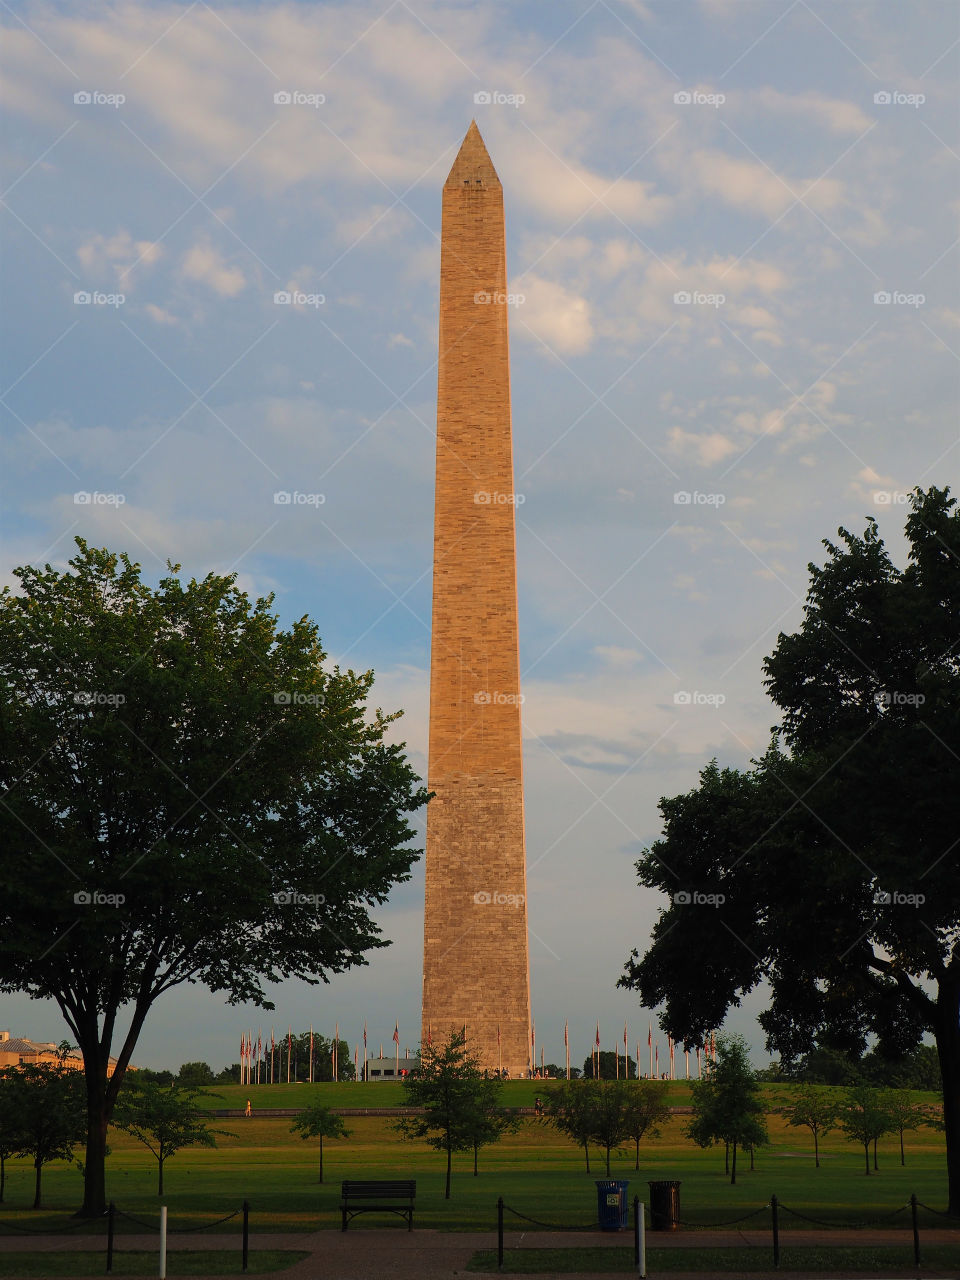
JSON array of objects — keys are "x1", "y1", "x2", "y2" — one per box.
[
  {"x1": 0, "y1": 1030, "x2": 122, "y2": 1076},
  {"x1": 364, "y1": 1055, "x2": 418, "y2": 1081}
]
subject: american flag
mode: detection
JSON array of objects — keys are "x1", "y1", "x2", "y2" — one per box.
[
  {"x1": 393, "y1": 1022, "x2": 400, "y2": 1046},
  {"x1": 595, "y1": 1022, "x2": 600, "y2": 1049}
]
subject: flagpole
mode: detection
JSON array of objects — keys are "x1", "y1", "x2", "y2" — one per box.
[
  {"x1": 287, "y1": 1026, "x2": 291, "y2": 1084},
  {"x1": 335, "y1": 1022, "x2": 339, "y2": 1083},
  {"x1": 685, "y1": 1048, "x2": 690, "y2": 1080},
  {"x1": 648, "y1": 1022, "x2": 653, "y2": 1079},
  {"x1": 309, "y1": 1025, "x2": 314, "y2": 1085},
  {"x1": 564, "y1": 1020, "x2": 569, "y2": 1081}
]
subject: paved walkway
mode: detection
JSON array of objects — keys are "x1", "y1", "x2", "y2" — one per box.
[{"x1": 0, "y1": 1226, "x2": 957, "y2": 1279}]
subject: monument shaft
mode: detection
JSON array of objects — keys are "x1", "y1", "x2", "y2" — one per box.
[{"x1": 421, "y1": 123, "x2": 531, "y2": 1076}]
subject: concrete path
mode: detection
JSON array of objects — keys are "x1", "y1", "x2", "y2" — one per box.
[{"x1": 0, "y1": 1225, "x2": 957, "y2": 1279}]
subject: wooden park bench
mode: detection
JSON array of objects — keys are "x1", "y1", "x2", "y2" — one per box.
[{"x1": 340, "y1": 1179, "x2": 416, "y2": 1231}]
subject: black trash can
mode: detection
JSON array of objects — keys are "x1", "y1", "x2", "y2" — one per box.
[
  {"x1": 648, "y1": 1179, "x2": 681, "y2": 1231},
  {"x1": 595, "y1": 1179, "x2": 630, "y2": 1231}
]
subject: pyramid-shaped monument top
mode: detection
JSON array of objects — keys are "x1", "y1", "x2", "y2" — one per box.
[{"x1": 444, "y1": 120, "x2": 501, "y2": 188}]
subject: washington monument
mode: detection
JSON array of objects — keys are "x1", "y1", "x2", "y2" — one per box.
[{"x1": 421, "y1": 122, "x2": 532, "y2": 1076}]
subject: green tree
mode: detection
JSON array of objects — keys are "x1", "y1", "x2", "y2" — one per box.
[
  {"x1": 283, "y1": 1032, "x2": 353, "y2": 1082},
  {"x1": 114, "y1": 1080, "x2": 229, "y2": 1195},
  {"x1": 135, "y1": 1068, "x2": 176, "y2": 1087},
  {"x1": 782, "y1": 1085, "x2": 837, "y2": 1167},
  {"x1": 622, "y1": 1079, "x2": 671, "y2": 1171},
  {"x1": 176, "y1": 1062, "x2": 215, "y2": 1088},
  {"x1": 582, "y1": 1051, "x2": 637, "y2": 1080},
  {"x1": 459, "y1": 1076, "x2": 519, "y2": 1176},
  {"x1": 0, "y1": 540, "x2": 429, "y2": 1215},
  {"x1": 791, "y1": 1047, "x2": 862, "y2": 1086},
  {"x1": 838, "y1": 1084, "x2": 894, "y2": 1175},
  {"x1": 395, "y1": 1032, "x2": 484, "y2": 1199},
  {"x1": 0, "y1": 1073, "x2": 21, "y2": 1203},
  {"x1": 0, "y1": 1065, "x2": 86, "y2": 1208},
  {"x1": 621, "y1": 489, "x2": 960, "y2": 1211},
  {"x1": 289, "y1": 1103, "x2": 351, "y2": 1183},
  {"x1": 589, "y1": 1080, "x2": 634, "y2": 1175},
  {"x1": 541, "y1": 1080, "x2": 600, "y2": 1173},
  {"x1": 881, "y1": 1088, "x2": 932, "y2": 1167},
  {"x1": 687, "y1": 1035, "x2": 767, "y2": 1184},
  {"x1": 861, "y1": 1046, "x2": 942, "y2": 1091}
]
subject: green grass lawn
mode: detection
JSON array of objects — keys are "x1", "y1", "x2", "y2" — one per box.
[
  {"x1": 468, "y1": 1245, "x2": 960, "y2": 1273},
  {"x1": 0, "y1": 1087, "x2": 950, "y2": 1235},
  {"x1": 0, "y1": 1251, "x2": 308, "y2": 1276}
]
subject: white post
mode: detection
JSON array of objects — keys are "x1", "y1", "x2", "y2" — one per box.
[
  {"x1": 159, "y1": 1205, "x2": 167, "y2": 1278},
  {"x1": 638, "y1": 1198, "x2": 646, "y2": 1277}
]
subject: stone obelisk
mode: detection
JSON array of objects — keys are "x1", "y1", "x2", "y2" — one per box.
[{"x1": 421, "y1": 122, "x2": 531, "y2": 1076}]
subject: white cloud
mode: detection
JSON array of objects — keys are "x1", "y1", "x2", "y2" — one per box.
[
  {"x1": 144, "y1": 303, "x2": 178, "y2": 326},
  {"x1": 517, "y1": 275, "x2": 593, "y2": 356},
  {"x1": 180, "y1": 242, "x2": 246, "y2": 297},
  {"x1": 76, "y1": 230, "x2": 162, "y2": 285},
  {"x1": 668, "y1": 427, "x2": 739, "y2": 466},
  {"x1": 749, "y1": 88, "x2": 873, "y2": 135},
  {"x1": 593, "y1": 645, "x2": 645, "y2": 668}
]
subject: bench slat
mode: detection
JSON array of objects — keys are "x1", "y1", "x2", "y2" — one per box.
[{"x1": 340, "y1": 1180, "x2": 416, "y2": 1232}]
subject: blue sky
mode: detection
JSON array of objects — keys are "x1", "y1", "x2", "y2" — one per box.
[{"x1": 1, "y1": 0, "x2": 957, "y2": 1072}]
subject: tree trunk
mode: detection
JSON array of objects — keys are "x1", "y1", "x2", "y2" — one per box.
[
  {"x1": 1, "y1": 1154, "x2": 5, "y2": 1203},
  {"x1": 445, "y1": 1137, "x2": 451, "y2": 1200},
  {"x1": 935, "y1": 977, "x2": 960, "y2": 1213},
  {"x1": 730, "y1": 1142, "x2": 737, "y2": 1185},
  {"x1": 814, "y1": 1130, "x2": 820, "y2": 1168},
  {"x1": 80, "y1": 1095, "x2": 110, "y2": 1216},
  {"x1": 635, "y1": 1138, "x2": 640, "y2": 1171},
  {"x1": 319, "y1": 1135, "x2": 324, "y2": 1184},
  {"x1": 158, "y1": 1158, "x2": 164, "y2": 1197},
  {"x1": 864, "y1": 1142, "x2": 870, "y2": 1175},
  {"x1": 724, "y1": 1141, "x2": 729, "y2": 1175},
  {"x1": 749, "y1": 1144, "x2": 755, "y2": 1171},
  {"x1": 605, "y1": 1144, "x2": 611, "y2": 1176},
  {"x1": 72, "y1": 986, "x2": 154, "y2": 1217},
  {"x1": 583, "y1": 1141, "x2": 590, "y2": 1173},
  {"x1": 900, "y1": 1128, "x2": 905, "y2": 1167},
  {"x1": 33, "y1": 1158, "x2": 42, "y2": 1210},
  {"x1": 872, "y1": 1136, "x2": 879, "y2": 1171},
  {"x1": 473, "y1": 1142, "x2": 478, "y2": 1177}
]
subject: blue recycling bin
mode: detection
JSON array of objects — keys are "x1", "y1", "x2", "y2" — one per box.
[{"x1": 595, "y1": 1179, "x2": 629, "y2": 1231}]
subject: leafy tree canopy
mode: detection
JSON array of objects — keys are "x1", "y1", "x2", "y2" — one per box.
[
  {"x1": 0, "y1": 540, "x2": 429, "y2": 1214},
  {"x1": 621, "y1": 489, "x2": 960, "y2": 1208}
]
